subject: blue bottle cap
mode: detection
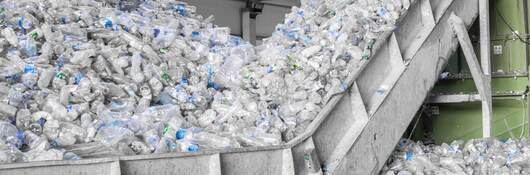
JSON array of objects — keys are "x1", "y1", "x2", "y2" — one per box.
[
  {"x1": 297, "y1": 10, "x2": 304, "y2": 17},
  {"x1": 187, "y1": 143, "x2": 199, "y2": 152},
  {"x1": 60, "y1": 16, "x2": 68, "y2": 24},
  {"x1": 38, "y1": 118, "x2": 46, "y2": 127},
  {"x1": 191, "y1": 31, "x2": 200, "y2": 40},
  {"x1": 147, "y1": 137, "x2": 158, "y2": 144},
  {"x1": 72, "y1": 43, "x2": 81, "y2": 50},
  {"x1": 207, "y1": 82, "x2": 221, "y2": 91},
  {"x1": 186, "y1": 95, "x2": 194, "y2": 103},
  {"x1": 175, "y1": 129, "x2": 186, "y2": 140},
  {"x1": 377, "y1": 7, "x2": 387, "y2": 17},
  {"x1": 287, "y1": 31, "x2": 298, "y2": 40},
  {"x1": 51, "y1": 140, "x2": 59, "y2": 147},
  {"x1": 230, "y1": 36, "x2": 241, "y2": 46},
  {"x1": 153, "y1": 28, "x2": 161, "y2": 38},
  {"x1": 16, "y1": 130, "x2": 25, "y2": 143},
  {"x1": 103, "y1": 18, "x2": 113, "y2": 29},
  {"x1": 267, "y1": 65, "x2": 274, "y2": 73},
  {"x1": 24, "y1": 64, "x2": 35, "y2": 74},
  {"x1": 66, "y1": 104, "x2": 73, "y2": 112},
  {"x1": 180, "y1": 76, "x2": 189, "y2": 85},
  {"x1": 168, "y1": 142, "x2": 177, "y2": 151},
  {"x1": 175, "y1": 4, "x2": 187, "y2": 16},
  {"x1": 74, "y1": 73, "x2": 83, "y2": 85}
]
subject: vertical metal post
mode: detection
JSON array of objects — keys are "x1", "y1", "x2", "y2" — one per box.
[
  {"x1": 479, "y1": 0, "x2": 492, "y2": 138},
  {"x1": 523, "y1": 0, "x2": 530, "y2": 138},
  {"x1": 241, "y1": 10, "x2": 257, "y2": 45}
]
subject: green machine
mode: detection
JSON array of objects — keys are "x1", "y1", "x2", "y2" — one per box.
[{"x1": 413, "y1": 0, "x2": 530, "y2": 144}]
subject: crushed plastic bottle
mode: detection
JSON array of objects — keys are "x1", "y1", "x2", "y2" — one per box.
[
  {"x1": 0, "y1": 122, "x2": 23, "y2": 148},
  {"x1": 0, "y1": 143, "x2": 25, "y2": 164},
  {"x1": 382, "y1": 138, "x2": 530, "y2": 175},
  {"x1": 63, "y1": 152, "x2": 81, "y2": 160}
]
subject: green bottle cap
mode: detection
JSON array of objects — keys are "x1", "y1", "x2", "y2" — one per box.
[
  {"x1": 160, "y1": 48, "x2": 169, "y2": 54},
  {"x1": 30, "y1": 32, "x2": 38, "y2": 40},
  {"x1": 56, "y1": 72, "x2": 66, "y2": 79}
]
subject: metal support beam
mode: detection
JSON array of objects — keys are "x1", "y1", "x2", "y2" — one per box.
[
  {"x1": 241, "y1": 10, "x2": 257, "y2": 45},
  {"x1": 479, "y1": 0, "x2": 492, "y2": 139},
  {"x1": 449, "y1": 13, "x2": 493, "y2": 138},
  {"x1": 479, "y1": 0, "x2": 491, "y2": 76},
  {"x1": 428, "y1": 94, "x2": 482, "y2": 103},
  {"x1": 242, "y1": 1, "x2": 263, "y2": 45}
]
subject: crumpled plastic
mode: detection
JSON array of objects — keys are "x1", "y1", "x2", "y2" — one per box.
[
  {"x1": 0, "y1": 0, "x2": 408, "y2": 163},
  {"x1": 382, "y1": 138, "x2": 530, "y2": 175}
]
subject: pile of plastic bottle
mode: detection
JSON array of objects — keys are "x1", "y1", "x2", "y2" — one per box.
[
  {"x1": 0, "y1": 0, "x2": 408, "y2": 163},
  {"x1": 382, "y1": 138, "x2": 530, "y2": 175}
]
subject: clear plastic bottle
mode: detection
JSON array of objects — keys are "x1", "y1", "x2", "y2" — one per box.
[
  {"x1": 175, "y1": 140, "x2": 200, "y2": 152},
  {"x1": 129, "y1": 140, "x2": 150, "y2": 155},
  {"x1": 63, "y1": 152, "x2": 81, "y2": 160},
  {"x1": 23, "y1": 131, "x2": 50, "y2": 151},
  {"x1": 214, "y1": 45, "x2": 255, "y2": 88},
  {"x1": 154, "y1": 136, "x2": 177, "y2": 154},
  {"x1": 42, "y1": 98, "x2": 69, "y2": 121},
  {"x1": 192, "y1": 132, "x2": 240, "y2": 149},
  {"x1": 21, "y1": 64, "x2": 38, "y2": 88},
  {"x1": 56, "y1": 122, "x2": 86, "y2": 146},
  {"x1": 94, "y1": 126, "x2": 134, "y2": 146},
  {"x1": 80, "y1": 113, "x2": 96, "y2": 143},
  {"x1": 0, "y1": 121, "x2": 23, "y2": 148},
  {"x1": 130, "y1": 52, "x2": 145, "y2": 84},
  {"x1": 19, "y1": 39, "x2": 38, "y2": 57},
  {"x1": 37, "y1": 69, "x2": 55, "y2": 89},
  {"x1": 7, "y1": 84, "x2": 26, "y2": 108},
  {"x1": 0, "y1": 102, "x2": 17, "y2": 117},
  {"x1": 142, "y1": 129, "x2": 160, "y2": 152},
  {"x1": 25, "y1": 149, "x2": 64, "y2": 162},
  {"x1": 43, "y1": 119, "x2": 60, "y2": 141},
  {"x1": 15, "y1": 109, "x2": 31, "y2": 130},
  {"x1": 0, "y1": 143, "x2": 25, "y2": 164},
  {"x1": 1, "y1": 28, "x2": 18, "y2": 47}
]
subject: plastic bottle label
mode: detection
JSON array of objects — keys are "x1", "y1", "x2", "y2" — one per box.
[{"x1": 405, "y1": 150, "x2": 413, "y2": 161}]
